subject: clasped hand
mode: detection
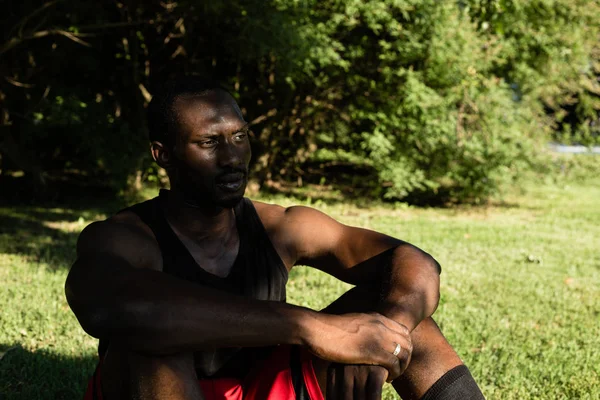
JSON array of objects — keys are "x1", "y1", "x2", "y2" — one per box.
[{"x1": 307, "y1": 312, "x2": 413, "y2": 399}]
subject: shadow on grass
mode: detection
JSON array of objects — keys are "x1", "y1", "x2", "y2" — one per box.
[
  {"x1": 0, "y1": 175, "x2": 132, "y2": 215},
  {"x1": 0, "y1": 213, "x2": 80, "y2": 270},
  {"x1": 258, "y1": 176, "x2": 525, "y2": 209},
  {"x1": 0, "y1": 344, "x2": 97, "y2": 400},
  {"x1": 258, "y1": 177, "x2": 392, "y2": 209},
  {"x1": 0, "y1": 176, "x2": 143, "y2": 270}
]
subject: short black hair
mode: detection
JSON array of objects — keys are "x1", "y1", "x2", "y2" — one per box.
[{"x1": 147, "y1": 76, "x2": 230, "y2": 145}]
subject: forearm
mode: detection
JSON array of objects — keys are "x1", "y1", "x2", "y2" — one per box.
[
  {"x1": 66, "y1": 257, "x2": 315, "y2": 354},
  {"x1": 113, "y1": 271, "x2": 313, "y2": 353},
  {"x1": 376, "y1": 245, "x2": 441, "y2": 331}
]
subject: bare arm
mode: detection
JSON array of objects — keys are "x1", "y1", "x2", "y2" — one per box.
[
  {"x1": 271, "y1": 204, "x2": 441, "y2": 331},
  {"x1": 65, "y1": 215, "x2": 410, "y2": 378},
  {"x1": 65, "y1": 217, "x2": 309, "y2": 354}
]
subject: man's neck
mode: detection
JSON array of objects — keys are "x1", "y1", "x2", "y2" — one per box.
[{"x1": 162, "y1": 189, "x2": 236, "y2": 241}]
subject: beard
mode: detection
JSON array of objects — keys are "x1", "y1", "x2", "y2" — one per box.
[{"x1": 175, "y1": 167, "x2": 247, "y2": 210}]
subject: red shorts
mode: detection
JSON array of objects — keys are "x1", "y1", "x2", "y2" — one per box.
[{"x1": 84, "y1": 345, "x2": 324, "y2": 400}]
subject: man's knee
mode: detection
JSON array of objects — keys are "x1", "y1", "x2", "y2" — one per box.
[
  {"x1": 102, "y1": 346, "x2": 201, "y2": 400},
  {"x1": 127, "y1": 350, "x2": 196, "y2": 376}
]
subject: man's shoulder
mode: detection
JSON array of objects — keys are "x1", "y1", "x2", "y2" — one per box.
[
  {"x1": 249, "y1": 200, "x2": 285, "y2": 225},
  {"x1": 76, "y1": 208, "x2": 162, "y2": 269},
  {"x1": 249, "y1": 200, "x2": 313, "y2": 230},
  {"x1": 81, "y1": 208, "x2": 154, "y2": 241},
  {"x1": 249, "y1": 200, "x2": 346, "y2": 265},
  {"x1": 249, "y1": 200, "x2": 303, "y2": 268},
  {"x1": 88, "y1": 193, "x2": 159, "y2": 240},
  {"x1": 249, "y1": 200, "x2": 288, "y2": 246},
  {"x1": 250, "y1": 200, "x2": 336, "y2": 228}
]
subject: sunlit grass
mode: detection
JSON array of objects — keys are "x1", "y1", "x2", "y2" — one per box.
[{"x1": 1, "y1": 178, "x2": 599, "y2": 399}]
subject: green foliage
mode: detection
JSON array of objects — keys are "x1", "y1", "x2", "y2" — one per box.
[
  {"x1": 1, "y1": 0, "x2": 599, "y2": 202},
  {"x1": 541, "y1": 152, "x2": 600, "y2": 183},
  {"x1": 301, "y1": 1, "x2": 545, "y2": 202},
  {"x1": 463, "y1": 0, "x2": 600, "y2": 144}
]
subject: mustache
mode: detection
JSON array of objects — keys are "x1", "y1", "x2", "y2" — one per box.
[{"x1": 216, "y1": 167, "x2": 247, "y2": 182}]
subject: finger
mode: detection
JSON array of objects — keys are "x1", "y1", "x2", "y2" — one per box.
[
  {"x1": 346, "y1": 365, "x2": 373, "y2": 400},
  {"x1": 385, "y1": 353, "x2": 401, "y2": 382},
  {"x1": 327, "y1": 363, "x2": 338, "y2": 400},
  {"x1": 352, "y1": 366, "x2": 369, "y2": 400},
  {"x1": 342, "y1": 365, "x2": 354, "y2": 400},
  {"x1": 382, "y1": 334, "x2": 413, "y2": 375},
  {"x1": 370, "y1": 340, "x2": 403, "y2": 379},
  {"x1": 366, "y1": 368, "x2": 386, "y2": 400},
  {"x1": 361, "y1": 342, "x2": 400, "y2": 381},
  {"x1": 398, "y1": 350, "x2": 412, "y2": 377},
  {"x1": 395, "y1": 338, "x2": 413, "y2": 376}
]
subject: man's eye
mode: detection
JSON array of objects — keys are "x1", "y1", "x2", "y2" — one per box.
[
  {"x1": 234, "y1": 132, "x2": 247, "y2": 140},
  {"x1": 199, "y1": 140, "x2": 217, "y2": 147}
]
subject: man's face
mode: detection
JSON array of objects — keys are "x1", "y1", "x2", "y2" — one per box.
[{"x1": 169, "y1": 90, "x2": 251, "y2": 209}]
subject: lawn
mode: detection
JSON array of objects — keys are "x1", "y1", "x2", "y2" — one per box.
[{"x1": 1, "y1": 178, "x2": 599, "y2": 399}]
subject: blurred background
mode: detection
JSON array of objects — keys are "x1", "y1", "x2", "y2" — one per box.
[
  {"x1": 1, "y1": 1, "x2": 599, "y2": 399},
  {"x1": 1, "y1": 0, "x2": 598, "y2": 204}
]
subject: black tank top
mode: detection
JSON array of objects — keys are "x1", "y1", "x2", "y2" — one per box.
[{"x1": 98, "y1": 190, "x2": 289, "y2": 378}]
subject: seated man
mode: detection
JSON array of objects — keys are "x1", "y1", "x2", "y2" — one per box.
[{"x1": 65, "y1": 77, "x2": 485, "y2": 400}]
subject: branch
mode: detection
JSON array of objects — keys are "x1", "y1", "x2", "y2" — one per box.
[
  {"x1": 4, "y1": 77, "x2": 35, "y2": 88},
  {"x1": 10, "y1": 0, "x2": 63, "y2": 38},
  {"x1": 0, "y1": 29, "x2": 91, "y2": 56},
  {"x1": 1, "y1": 21, "x2": 149, "y2": 57},
  {"x1": 34, "y1": 29, "x2": 92, "y2": 47},
  {"x1": 249, "y1": 109, "x2": 278, "y2": 126},
  {"x1": 139, "y1": 83, "x2": 152, "y2": 103},
  {"x1": 76, "y1": 20, "x2": 150, "y2": 32}
]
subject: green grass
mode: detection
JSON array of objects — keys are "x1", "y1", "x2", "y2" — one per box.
[{"x1": 1, "y1": 179, "x2": 599, "y2": 399}]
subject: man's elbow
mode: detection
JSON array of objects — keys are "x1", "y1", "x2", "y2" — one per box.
[
  {"x1": 64, "y1": 270, "x2": 111, "y2": 339},
  {"x1": 77, "y1": 308, "x2": 111, "y2": 339},
  {"x1": 417, "y1": 250, "x2": 441, "y2": 317},
  {"x1": 395, "y1": 244, "x2": 441, "y2": 317}
]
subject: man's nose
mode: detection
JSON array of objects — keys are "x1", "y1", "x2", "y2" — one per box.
[{"x1": 217, "y1": 140, "x2": 242, "y2": 167}]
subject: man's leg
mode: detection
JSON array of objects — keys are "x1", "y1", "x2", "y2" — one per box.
[
  {"x1": 100, "y1": 343, "x2": 204, "y2": 400},
  {"x1": 315, "y1": 287, "x2": 483, "y2": 399},
  {"x1": 391, "y1": 318, "x2": 464, "y2": 399}
]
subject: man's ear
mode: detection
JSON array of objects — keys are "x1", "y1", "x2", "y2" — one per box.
[{"x1": 151, "y1": 141, "x2": 172, "y2": 169}]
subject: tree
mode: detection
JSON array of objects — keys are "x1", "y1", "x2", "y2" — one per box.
[{"x1": 1, "y1": 0, "x2": 598, "y2": 203}]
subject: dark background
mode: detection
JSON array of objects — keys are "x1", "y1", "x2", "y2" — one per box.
[{"x1": 1, "y1": 0, "x2": 599, "y2": 204}]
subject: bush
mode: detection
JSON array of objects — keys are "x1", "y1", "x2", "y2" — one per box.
[
  {"x1": 305, "y1": 2, "x2": 546, "y2": 202},
  {"x1": 2, "y1": 0, "x2": 599, "y2": 203},
  {"x1": 542, "y1": 152, "x2": 600, "y2": 183}
]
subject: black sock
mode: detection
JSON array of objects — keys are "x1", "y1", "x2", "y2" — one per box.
[{"x1": 420, "y1": 365, "x2": 485, "y2": 400}]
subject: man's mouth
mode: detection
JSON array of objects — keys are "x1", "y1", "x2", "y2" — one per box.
[{"x1": 216, "y1": 173, "x2": 245, "y2": 192}]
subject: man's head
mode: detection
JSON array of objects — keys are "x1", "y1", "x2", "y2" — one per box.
[{"x1": 148, "y1": 77, "x2": 251, "y2": 209}]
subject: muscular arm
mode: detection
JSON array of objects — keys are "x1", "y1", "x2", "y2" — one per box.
[
  {"x1": 65, "y1": 219, "x2": 304, "y2": 354},
  {"x1": 65, "y1": 215, "x2": 409, "y2": 377},
  {"x1": 267, "y1": 204, "x2": 441, "y2": 331}
]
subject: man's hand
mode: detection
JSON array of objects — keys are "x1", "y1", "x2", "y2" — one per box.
[
  {"x1": 304, "y1": 312, "x2": 412, "y2": 383},
  {"x1": 327, "y1": 364, "x2": 390, "y2": 400}
]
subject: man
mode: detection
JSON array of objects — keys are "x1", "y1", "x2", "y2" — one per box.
[{"x1": 65, "y1": 77, "x2": 485, "y2": 400}]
